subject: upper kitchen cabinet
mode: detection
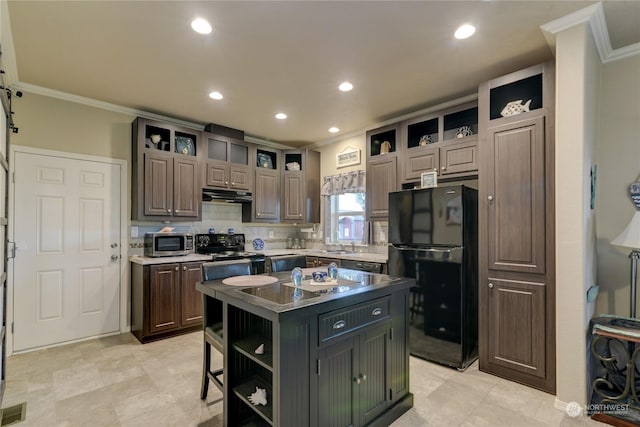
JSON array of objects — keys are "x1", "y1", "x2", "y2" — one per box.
[
  {"x1": 253, "y1": 147, "x2": 281, "y2": 222},
  {"x1": 203, "y1": 132, "x2": 252, "y2": 192},
  {"x1": 281, "y1": 149, "x2": 320, "y2": 223},
  {"x1": 366, "y1": 123, "x2": 399, "y2": 158},
  {"x1": 366, "y1": 156, "x2": 397, "y2": 220},
  {"x1": 478, "y1": 61, "x2": 555, "y2": 393},
  {"x1": 365, "y1": 124, "x2": 400, "y2": 221},
  {"x1": 401, "y1": 102, "x2": 478, "y2": 183},
  {"x1": 131, "y1": 117, "x2": 202, "y2": 221}
]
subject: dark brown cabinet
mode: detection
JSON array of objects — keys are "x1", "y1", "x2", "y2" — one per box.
[
  {"x1": 203, "y1": 132, "x2": 252, "y2": 192},
  {"x1": 366, "y1": 156, "x2": 397, "y2": 220},
  {"x1": 254, "y1": 167, "x2": 280, "y2": 222},
  {"x1": 485, "y1": 277, "x2": 547, "y2": 379},
  {"x1": 365, "y1": 125, "x2": 400, "y2": 221},
  {"x1": 401, "y1": 102, "x2": 479, "y2": 184},
  {"x1": 478, "y1": 61, "x2": 555, "y2": 393},
  {"x1": 143, "y1": 153, "x2": 200, "y2": 218},
  {"x1": 132, "y1": 117, "x2": 202, "y2": 221},
  {"x1": 253, "y1": 148, "x2": 281, "y2": 222},
  {"x1": 281, "y1": 149, "x2": 320, "y2": 223},
  {"x1": 131, "y1": 261, "x2": 203, "y2": 343}
]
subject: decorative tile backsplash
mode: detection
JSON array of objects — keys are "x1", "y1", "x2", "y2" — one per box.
[{"x1": 128, "y1": 201, "x2": 388, "y2": 256}]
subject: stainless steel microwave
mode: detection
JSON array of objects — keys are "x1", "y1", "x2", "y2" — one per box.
[{"x1": 144, "y1": 232, "x2": 194, "y2": 257}]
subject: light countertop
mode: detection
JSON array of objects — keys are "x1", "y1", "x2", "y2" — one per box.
[
  {"x1": 130, "y1": 249, "x2": 387, "y2": 265},
  {"x1": 129, "y1": 253, "x2": 212, "y2": 265}
]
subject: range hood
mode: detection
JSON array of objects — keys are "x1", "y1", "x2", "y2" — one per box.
[{"x1": 202, "y1": 188, "x2": 253, "y2": 203}]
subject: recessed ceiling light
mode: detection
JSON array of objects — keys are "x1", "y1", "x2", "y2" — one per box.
[
  {"x1": 275, "y1": 113, "x2": 287, "y2": 120},
  {"x1": 454, "y1": 24, "x2": 476, "y2": 40},
  {"x1": 208, "y1": 91, "x2": 223, "y2": 100},
  {"x1": 191, "y1": 18, "x2": 213, "y2": 35},
  {"x1": 329, "y1": 127, "x2": 340, "y2": 133},
  {"x1": 338, "y1": 82, "x2": 353, "y2": 92}
]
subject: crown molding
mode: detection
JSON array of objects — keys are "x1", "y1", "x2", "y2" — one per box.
[
  {"x1": 541, "y1": 2, "x2": 640, "y2": 64},
  {"x1": 12, "y1": 82, "x2": 295, "y2": 148}
]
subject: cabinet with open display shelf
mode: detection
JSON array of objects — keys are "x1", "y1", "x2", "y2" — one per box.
[
  {"x1": 131, "y1": 117, "x2": 202, "y2": 221},
  {"x1": 400, "y1": 102, "x2": 479, "y2": 183}
]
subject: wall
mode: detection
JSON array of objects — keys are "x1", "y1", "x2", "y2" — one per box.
[
  {"x1": 555, "y1": 22, "x2": 601, "y2": 407},
  {"x1": 11, "y1": 92, "x2": 133, "y2": 161},
  {"x1": 595, "y1": 54, "x2": 640, "y2": 315}
]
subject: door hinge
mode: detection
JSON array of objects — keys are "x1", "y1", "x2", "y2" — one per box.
[
  {"x1": 389, "y1": 388, "x2": 393, "y2": 401},
  {"x1": 317, "y1": 359, "x2": 321, "y2": 375},
  {"x1": 12, "y1": 171, "x2": 14, "y2": 183},
  {"x1": 11, "y1": 322, "x2": 14, "y2": 333},
  {"x1": 390, "y1": 327, "x2": 393, "y2": 341}
]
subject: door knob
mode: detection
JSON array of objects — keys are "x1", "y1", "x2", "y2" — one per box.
[
  {"x1": 488, "y1": 282, "x2": 494, "y2": 289},
  {"x1": 111, "y1": 254, "x2": 119, "y2": 261}
]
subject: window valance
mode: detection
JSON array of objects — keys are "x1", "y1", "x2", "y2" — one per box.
[{"x1": 320, "y1": 170, "x2": 366, "y2": 196}]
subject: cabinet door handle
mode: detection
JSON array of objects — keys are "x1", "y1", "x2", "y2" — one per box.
[
  {"x1": 175, "y1": 266, "x2": 179, "y2": 271},
  {"x1": 488, "y1": 195, "x2": 494, "y2": 201},
  {"x1": 441, "y1": 166, "x2": 446, "y2": 170},
  {"x1": 360, "y1": 374, "x2": 367, "y2": 381},
  {"x1": 225, "y1": 181, "x2": 229, "y2": 185},
  {"x1": 354, "y1": 377, "x2": 361, "y2": 385},
  {"x1": 372, "y1": 308, "x2": 382, "y2": 316},
  {"x1": 167, "y1": 209, "x2": 172, "y2": 213},
  {"x1": 183, "y1": 266, "x2": 187, "y2": 271},
  {"x1": 175, "y1": 210, "x2": 179, "y2": 213},
  {"x1": 488, "y1": 282, "x2": 494, "y2": 289},
  {"x1": 333, "y1": 320, "x2": 346, "y2": 330}
]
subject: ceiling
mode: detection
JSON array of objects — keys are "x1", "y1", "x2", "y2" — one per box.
[{"x1": 6, "y1": 1, "x2": 640, "y2": 147}]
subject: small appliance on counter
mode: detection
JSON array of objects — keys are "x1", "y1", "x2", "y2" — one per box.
[
  {"x1": 195, "y1": 233, "x2": 266, "y2": 274},
  {"x1": 144, "y1": 232, "x2": 194, "y2": 257}
]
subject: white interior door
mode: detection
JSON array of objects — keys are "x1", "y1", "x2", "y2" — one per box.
[{"x1": 12, "y1": 152, "x2": 121, "y2": 351}]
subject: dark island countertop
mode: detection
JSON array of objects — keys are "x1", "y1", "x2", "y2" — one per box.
[{"x1": 196, "y1": 268, "x2": 415, "y2": 321}]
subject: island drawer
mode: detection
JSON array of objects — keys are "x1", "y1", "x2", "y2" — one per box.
[{"x1": 319, "y1": 296, "x2": 390, "y2": 343}]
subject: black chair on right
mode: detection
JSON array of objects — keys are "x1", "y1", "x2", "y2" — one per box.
[
  {"x1": 200, "y1": 259, "x2": 252, "y2": 400},
  {"x1": 269, "y1": 254, "x2": 307, "y2": 272}
]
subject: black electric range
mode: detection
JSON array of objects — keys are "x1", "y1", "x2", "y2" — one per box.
[{"x1": 195, "y1": 233, "x2": 266, "y2": 274}]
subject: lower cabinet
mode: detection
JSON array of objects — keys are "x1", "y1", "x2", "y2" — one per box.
[
  {"x1": 218, "y1": 288, "x2": 412, "y2": 427},
  {"x1": 306, "y1": 256, "x2": 341, "y2": 267},
  {"x1": 131, "y1": 261, "x2": 203, "y2": 343},
  {"x1": 317, "y1": 321, "x2": 391, "y2": 427}
]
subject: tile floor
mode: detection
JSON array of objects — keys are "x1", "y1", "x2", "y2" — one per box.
[{"x1": 2, "y1": 331, "x2": 604, "y2": 426}]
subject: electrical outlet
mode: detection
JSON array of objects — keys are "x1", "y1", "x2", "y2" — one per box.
[
  {"x1": 269, "y1": 230, "x2": 274, "y2": 238},
  {"x1": 131, "y1": 226, "x2": 139, "y2": 238}
]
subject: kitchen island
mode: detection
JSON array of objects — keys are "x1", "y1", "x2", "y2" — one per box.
[{"x1": 196, "y1": 268, "x2": 415, "y2": 427}]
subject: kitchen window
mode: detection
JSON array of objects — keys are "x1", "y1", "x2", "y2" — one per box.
[
  {"x1": 321, "y1": 170, "x2": 366, "y2": 244},
  {"x1": 329, "y1": 193, "x2": 365, "y2": 242}
]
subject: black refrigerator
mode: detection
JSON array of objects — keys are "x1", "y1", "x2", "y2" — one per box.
[{"x1": 388, "y1": 185, "x2": 478, "y2": 370}]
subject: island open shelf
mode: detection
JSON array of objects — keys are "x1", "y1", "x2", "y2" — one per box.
[{"x1": 197, "y1": 269, "x2": 415, "y2": 427}]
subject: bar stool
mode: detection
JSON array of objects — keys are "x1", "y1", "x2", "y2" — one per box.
[
  {"x1": 269, "y1": 254, "x2": 307, "y2": 272},
  {"x1": 200, "y1": 259, "x2": 252, "y2": 400}
]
